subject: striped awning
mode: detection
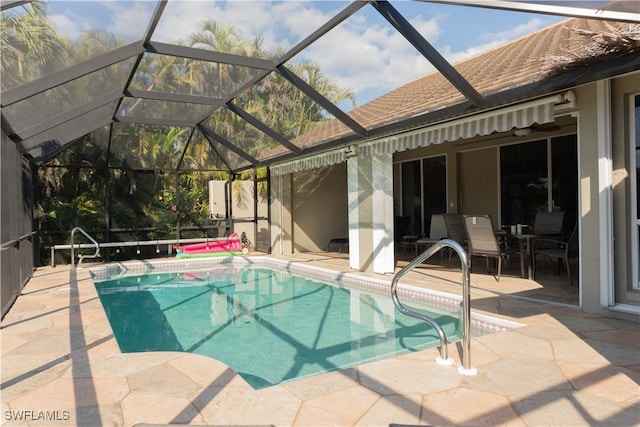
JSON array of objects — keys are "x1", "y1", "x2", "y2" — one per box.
[
  {"x1": 270, "y1": 150, "x2": 348, "y2": 176},
  {"x1": 271, "y1": 94, "x2": 567, "y2": 176},
  {"x1": 359, "y1": 97, "x2": 556, "y2": 157}
]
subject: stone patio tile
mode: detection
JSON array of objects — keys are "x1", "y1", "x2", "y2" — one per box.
[
  {"x1": 1, "y1": 335, "x2": 27, "y2": 355},
  {"x1": 354, "y1": 393, "x2": 422, "y2": 426},
  {"x1": 283, "y1": 367, "x2": 359, "y2": 400},
  {"x1": 422, "y1": 388, "x2": 525, "y2": 427},
  {"x1": 582, "y1": 328, "x2": 640, "y2": 347},
  {"x1": 396, "y1": 338, "x2": 499, "y2": 372},
  {"x1": 127, "y1": 363, "x2": 200, "y2": 397},
  {"x1": 491, "y1": 300, "x2": 557, "y2": 321},
  {"x1": 79, "y1": 352, "x2": 184, "y2": 377},
  {"x1": 120, "y1": 392, "x2": 203, "y2": 426},
  {"x1": 168, "y1": 354, "x2": 243, "y2": 388},
  {"x1": 196, "y1": 385, "x2": 301, "y2": 426},
  {"x1": 53, "y1": 307, "x2": 109, "y2": 328},
  {"x1": 0, "y1": 317, "x2": 54, "y2": 336},
  {"x1": 66, "y1": 336, "x2": 120, "y2": 367},
  {"x1": 461, "y1": 359, "x2": 571, "y2": 397},
  {"x1": 583, "y1": 339, "x2": 640, "y2": 367},
  {"x1": 4, "y1": 303, "x2": 47, "y2": 316},
  {"x1": 548, "y1": 314, "x2": 615, "y2": 332},
  {"x1": 83, "y1": 319, "x2": 116, "y2": 341},
  {"x1": 8, "y1": 326, "x2": 89, "y2": 358},
  {"x1": 3, "y1": 258, "x2": 637, "y2": 427},
  {"x1": 450, "y1": 337, "x2": 501, "y2": 368},
  {"x1": 475, "y1": 329, "x2": 555, "y2": 360},
  {"x1": 8, "y1": 376, "x2": 129, "y2": 411},
  {"x1": 76, "y1": 295, "x2": 105, "y2": 310},
  {"x1": 1, "y1": 359, "x2": 70, "y2": 403},
  {"x1": 1, "y1": 352, "x2": 70, "y2": 381},
  {"x1": 597, "y1": 316, "x2": 640, "y2": 332},
  {"x1": 511, "y1": 390, "x2": 639, "y2": 427},
  {"x1": 4, "y1": 403, "x2": 122, "y2": 427},
  {"x1": 556, "y1": 361, "x2": 640, "y2": 402},
  {"x1": 552, "y1": 338, "x2": 620, "y2": 365},
  {"x1": 294, "y1": 385, "x2": 379, "y2": 426},
  {"x1": 510, "y1": 323, "x2": 579, "y2": 341},
  {"x1": 47, "y1": 308, "x2": 82, "y2": 328},
  {"x1": 357, "y1": 357, "x2": 461, "y2": 395},
  {"x1": 394, "y1": 346, "x2": 440, "y2": 361},
  {"x1": 75, "y1": 403, "x2": 124, "y2": 427}
]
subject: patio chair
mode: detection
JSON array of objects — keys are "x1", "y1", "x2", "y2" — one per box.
[
  {"x1": 443, "y1": 213, "x2": 467, "y2": 246},
  {"x1": 443, "y1": 213, "x2": 468, "y2": 263},
  {"x1": 533, "y1": 211, "x2": 564, "y2": 234},
  {"x1": 415, "y1": 214, "x2": 447, "y2": 255},
  {"x1": 463, "y1": 215, "x2": 516, "y2": 281},
  {"x1": 533, "y1": 223, "x2": 578, "y2": 285}
]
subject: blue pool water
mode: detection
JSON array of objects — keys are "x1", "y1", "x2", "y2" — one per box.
[{"x1": 95, "y1": 266, "x2": 463, "y2": 389}]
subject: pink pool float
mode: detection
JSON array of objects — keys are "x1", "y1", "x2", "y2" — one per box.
[{"x1": 176, "y1": 232, "x2": 243, "y2": 258}]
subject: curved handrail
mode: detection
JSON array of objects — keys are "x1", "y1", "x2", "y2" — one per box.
[
  {"x1": 70, "y1": 227, "x2": 100, "y2": 267},
  {"x1": 391, "y1": 238, "x2": 476, "y2": 375}
]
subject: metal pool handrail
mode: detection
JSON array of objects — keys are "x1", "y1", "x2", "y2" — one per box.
[
  {"x1": 391, "y1": 238, "x2": 477, "y2": 375},
  {"x1": 70, "y1": 227, "x2": 100, "y2": 267}
]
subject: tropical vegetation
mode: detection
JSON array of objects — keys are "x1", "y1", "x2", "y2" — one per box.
[{"x1": 1, "y1": 2, "x2": 354, "y2": 263}]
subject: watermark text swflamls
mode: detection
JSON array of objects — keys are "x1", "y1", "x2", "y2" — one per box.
[{"x1": 4, "y1": 410, "x2": 71, "y2": 422}]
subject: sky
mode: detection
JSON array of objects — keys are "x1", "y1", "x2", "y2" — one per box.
[{"x1": 45, "y1": 0, "x2": 569, "y2": 109}]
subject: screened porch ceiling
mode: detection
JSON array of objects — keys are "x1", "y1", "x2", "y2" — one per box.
[{"x1": 1, "y1": 0, "x2": 639, "y2": 174}]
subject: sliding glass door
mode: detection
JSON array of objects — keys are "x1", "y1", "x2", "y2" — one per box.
[
  {"x1": 396, "y1": 156, "x2": 447, "y2": 238},
  {"x1": 634, "y1": 95, "x2": 640, "y2": 290},
  {"x1": 500, "y1": 136, "x2": 578, "y2": 231}
]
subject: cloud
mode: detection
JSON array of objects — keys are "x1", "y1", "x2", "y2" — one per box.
[
  {"x1": 152, "y1": 0, "x2": 338, "y2": 49},
  {"x1": 49, "y1": 1, "x2": 557, "y2": 107},
  {"x1": 102, "y1": 2, "x2": 159, "y2": 42},
  {"x1": 289, "y1": 9, "x2": 441, "y2": 104},
  {"x1": 49, "y1": 9, "x2": 91, "y2": 41},
  {"x1": 150, "y1": 2, "x2": 547, "y2": 106}
]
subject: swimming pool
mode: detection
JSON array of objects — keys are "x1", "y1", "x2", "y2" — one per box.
[{"x1": 91, "y1": 257, "x2": 518, "y2": 389}]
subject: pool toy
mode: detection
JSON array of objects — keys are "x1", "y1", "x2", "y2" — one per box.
[{"x1": 176, "y1": 232, "x2": 242, "y2": 258}]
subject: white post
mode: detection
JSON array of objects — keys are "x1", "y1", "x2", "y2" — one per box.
[
  {"x1": 348, "y1": 156, "x2": 361, "y2": 270},
  {"x1": 347, "y1": 154, "x2": 395, "y2": 273},
  {"x1": 372, "y1": 153, "x2": 395, "y2": 274}
]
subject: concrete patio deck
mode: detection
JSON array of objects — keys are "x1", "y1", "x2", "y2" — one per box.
[{"x1": 1, "y1": 254, "x2": 639, "y2": 426}]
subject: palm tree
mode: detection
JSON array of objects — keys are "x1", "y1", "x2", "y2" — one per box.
[
  {"x1": 189, "y1": 20, "x2": 248, "y2": 97},
  {"x1": 0, "y1": 1, "x2": 66, "y2": 89}
]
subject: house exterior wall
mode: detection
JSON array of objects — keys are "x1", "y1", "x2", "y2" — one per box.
[
  {"x1": 268, "y1": 72, "x2": 640, "y2": 320},
  {"x1": 611, "y1": 72, "x2": 640, "y2": 313},
  {"x1": 290, "y1": 163, "x2": 348, "y2": 253},
  {"x1": 458, "y1": 148, "x2": 499, "y2": 220},
  {"x1": 271, "y1": 163, "x2": 348, "y2": 254},
  {"x1": 575, "y1": 82, "x2": 606, "y2": 313}
]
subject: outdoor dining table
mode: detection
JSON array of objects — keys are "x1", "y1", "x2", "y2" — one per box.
[{"x1": 510, "y1": 231, "x2": 560, "y2": 280}]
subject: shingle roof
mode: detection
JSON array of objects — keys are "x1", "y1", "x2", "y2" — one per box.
[{"x1": 281, "y1": 17, "x2": 639, "y2": 155}]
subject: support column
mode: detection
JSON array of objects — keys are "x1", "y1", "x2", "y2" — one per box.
[
  {"x1": 348, "y1": 154, "x2": 395, "y2": 274},
  {"x1": 271, "y1": 173, "x2": 293, "y2": 255},
  {"x1": 372, "y1": 153, "x2": 395, "y2": 273},
  {"x1": 347, "y1": 157, "x2": 361, "y2": 270}
]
